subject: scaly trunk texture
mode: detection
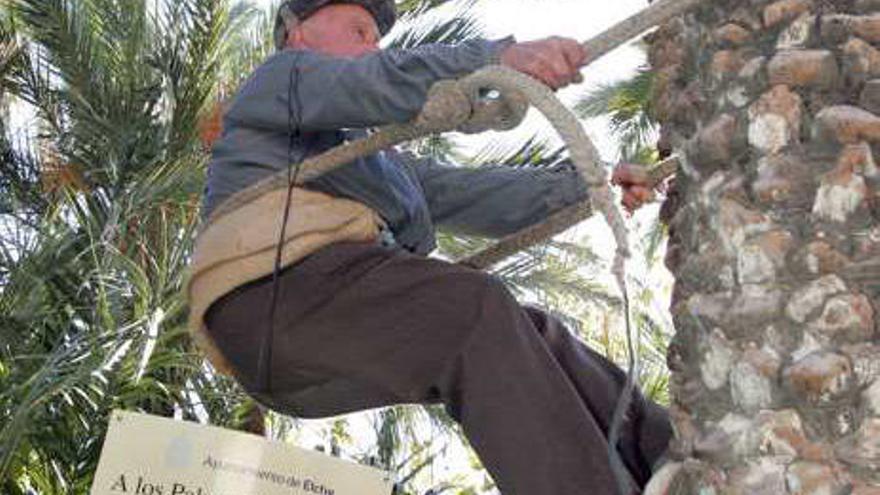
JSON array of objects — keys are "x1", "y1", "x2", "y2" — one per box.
[{"x1": 647, "y1": 0, "x2": 880, "y2": 492}]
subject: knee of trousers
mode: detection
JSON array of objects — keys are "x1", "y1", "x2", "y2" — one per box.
[
  {"x1": 464, "y1": 272, "x2": 528, "y2": 339},
  {"x1": 520, "y1": 304, "x2": 568, "y2": 332},
  {"x1": 431, "y1": 271, "x2": 524, "y2": 405},
  {"x1": 429, "y1": 268, "x2": 521, "y2": 355}
]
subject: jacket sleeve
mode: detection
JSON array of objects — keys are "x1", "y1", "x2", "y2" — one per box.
[
  {"x1": 224, "y1": 38, "x2": 514, "y2": 132},
  {"x1": 399, "y1": 152, "x2": 591, "y2": 238}
]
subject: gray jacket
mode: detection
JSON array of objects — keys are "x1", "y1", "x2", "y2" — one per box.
[{"x1": 203, "y1": 38, "x2": 589, "y2": 255}]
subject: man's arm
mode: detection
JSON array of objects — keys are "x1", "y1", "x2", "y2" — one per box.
[
  {"x1": 223, "y1": 39, "x2": 513, "y2": 132},
  {"x1": 398, "y1": 152, "x2": 589, "y2": 238}
]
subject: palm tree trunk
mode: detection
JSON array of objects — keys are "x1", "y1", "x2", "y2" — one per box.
[{"x1": 648, "y1": 0, "x2": 880, "y2": 491}]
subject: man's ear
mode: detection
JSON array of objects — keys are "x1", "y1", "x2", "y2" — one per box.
[{"x1": 288, "y1": 24, "x2": 306, "y2": 48}]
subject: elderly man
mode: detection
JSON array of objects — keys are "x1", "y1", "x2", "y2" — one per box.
[{"x1": 188, "y1": 0, "x2": 671, "y2": 493}]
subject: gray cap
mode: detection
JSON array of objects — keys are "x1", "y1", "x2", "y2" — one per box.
[{"x1": 274, "y1": 0, "x2": 397, "y2": 50}]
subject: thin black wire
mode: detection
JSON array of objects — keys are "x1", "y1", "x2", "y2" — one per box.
[
  {"x1": 608, "y1": 281, "x2": 638, "y2": 494},
  {"x1": 257, "y1": 52, "x2": 305, "y2": 393},
  {"x1": 251, "y1": 48, "x2": 643, "y2": 494}
]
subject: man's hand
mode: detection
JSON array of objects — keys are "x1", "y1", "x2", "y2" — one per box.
[
  {"x1": 612, "y1": 163, "x2": 659, "y2": 213},
  {"x1": 499, "y1": 37, "x2": 587, "y2": 90}
]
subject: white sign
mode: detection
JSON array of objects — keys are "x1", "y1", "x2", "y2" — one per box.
[{"x1": 91, "y1": 410, "x2": 393, "y2": 495}]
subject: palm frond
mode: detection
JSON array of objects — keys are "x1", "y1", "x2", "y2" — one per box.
[
  {"x1": 467, "y1": 135, "x2": 566, "y2": 168},
  {"x1": 388, "y1": 0, "x2": 482, "y2": 49},
  {"x1": 574, "y1": 66, "x2": 657, "y2": 160},
  {"x1": 0, "y1": 0, "x2": 256, "y2": 490}
]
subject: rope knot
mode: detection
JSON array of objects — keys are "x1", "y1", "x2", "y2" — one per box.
[
  {"x1": 455, "y1": 66, "x2": 529, "y2": 134},
  {"x1": 412, "y1": 80, "x2": 472, "y2": 133},
  {"x1": 412, "y1": 67, "x2": 530, "y2": 135}
]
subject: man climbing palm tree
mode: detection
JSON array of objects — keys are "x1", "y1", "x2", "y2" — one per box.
[{"x1": 187, "y1": 0, "x2": 670, "y2": 492}]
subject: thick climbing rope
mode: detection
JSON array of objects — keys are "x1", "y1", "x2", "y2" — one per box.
[
  {"x1": 205, "y1": 0, "x2": 698, "y2": 270},
  {"x1": 204, "y1": 0, "x2": 703, "y2": 491}
]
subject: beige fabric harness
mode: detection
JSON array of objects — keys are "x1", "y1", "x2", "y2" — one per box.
[{"x1": 186, "y1": 187, "x2": 383, "y2": 374}]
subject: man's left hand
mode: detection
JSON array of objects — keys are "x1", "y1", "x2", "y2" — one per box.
[{"x1": 611, "y1": 163, "x2": 659, "y2": 213}]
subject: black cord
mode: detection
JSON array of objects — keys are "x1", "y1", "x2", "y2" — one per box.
[
  {"x1": 252, "y1": 48, "x2": 640, "y2": 495},
  {"x1": 608, "y1": 284, "x2": 638, "y2": 494},
  {"x1": 256, "y1": 52, "x2": 305, "y2": 393}
]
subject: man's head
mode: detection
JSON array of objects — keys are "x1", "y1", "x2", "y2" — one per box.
[{"x1": 274, "y1": 0, "x2": 396, "y2": 57}]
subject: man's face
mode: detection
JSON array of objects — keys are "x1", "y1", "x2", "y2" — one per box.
[{"x1": 289, "y1": 4, "x2": 381, "y2": 58}]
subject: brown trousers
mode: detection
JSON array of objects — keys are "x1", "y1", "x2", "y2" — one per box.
[{"x1": 205, "y1": 242, "x2": 672, "y2": 494}]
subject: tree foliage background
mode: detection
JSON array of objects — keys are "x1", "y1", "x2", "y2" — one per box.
[{"x1": 0, "y1": 0, "x2": 670, "y2": 493}]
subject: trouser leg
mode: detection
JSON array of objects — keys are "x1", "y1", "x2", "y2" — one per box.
[
  {"x1": 435, "y1": 285, "x2": 670, "y2": 493},
  {"x1": 204, "y1": 242, "x2": 671, "y2": 494},
  {"x1": 519, "y1": 307, "x2": 672, "y2": 485}
]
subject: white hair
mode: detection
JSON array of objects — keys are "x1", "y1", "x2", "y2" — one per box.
[{"x1": 273, "y1": 3, "x2": 301, "y2": 51}]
